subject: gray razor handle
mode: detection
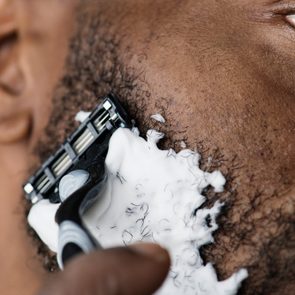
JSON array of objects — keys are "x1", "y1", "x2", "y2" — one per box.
[
  {"x1": 57, "y1": 221, "x2": 97, "y2": 269},
  {"x1": 56, "y1": 163, "x2": 107, "y2": 269}
]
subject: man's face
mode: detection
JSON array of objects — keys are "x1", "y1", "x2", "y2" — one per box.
[
  {"x1": 0, "y1": 1, "x2": 79, "y2": 294},
  {"x1": 11, "y1": 0, "x2": 295, "y2": 294}
]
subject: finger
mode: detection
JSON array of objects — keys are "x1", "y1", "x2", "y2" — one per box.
[{"x1": 38, "y1": 243, "x2": 170, "y2": 295}]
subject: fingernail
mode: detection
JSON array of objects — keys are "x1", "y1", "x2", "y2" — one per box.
[{"x1": 130, "y1": 243, "x2": 170, "y2": 263}]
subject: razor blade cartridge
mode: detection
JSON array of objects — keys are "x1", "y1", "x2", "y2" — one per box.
[{"x1": 23, "y1": 94, "x2": 132, "y2": 204}]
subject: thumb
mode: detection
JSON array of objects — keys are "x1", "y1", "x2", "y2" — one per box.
[{"x1": 39, "y1": 243, "x2": 170, "y2": 295}]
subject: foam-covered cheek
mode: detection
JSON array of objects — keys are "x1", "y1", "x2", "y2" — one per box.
[
  {"x1": 83, "y1": 128, "x2": 248, "y2": 295},
  {"x1": 28, "y1": 200, "x2": 60, "y2": 252},
  {"x1": 28, "y1": 114, "x2": 248, "y2": 294}
]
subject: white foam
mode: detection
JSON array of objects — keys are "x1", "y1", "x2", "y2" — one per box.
[
  {"x1": 28, "y1": 200, "x2": 59, "y2": 252},
  {"x1": 180, "y1": 141, "x2": 187, "y2": 149},
  {"x1": 28, "y1": 127, "x2": 247, "y2": 294},
  {"x1": 151, "y1": 113, "x2": 166, "y2": 123},
  {"x1": 83, "y1": 128, "x2": 247, "y2": 294},
  {"x1": 75, "y1": 111, "x2": 91, "y2": 123}
]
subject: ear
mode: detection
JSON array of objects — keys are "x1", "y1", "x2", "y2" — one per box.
[{"x1": 0, "y1": 0, "x2": 31, "y2": 144}]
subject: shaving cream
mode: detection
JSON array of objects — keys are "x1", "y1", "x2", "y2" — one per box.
[{"x1": 28, "y1": 116, "x2": 248, "y2": 294}]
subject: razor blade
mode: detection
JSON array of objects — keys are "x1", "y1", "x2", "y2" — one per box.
[{"x1": 23, "y1": 93, "x2": 133, "y2": 204}]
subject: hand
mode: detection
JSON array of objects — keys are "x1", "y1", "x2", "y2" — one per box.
[{"x1": 38, "y1": 243, "x2": 170, "y2": 295}]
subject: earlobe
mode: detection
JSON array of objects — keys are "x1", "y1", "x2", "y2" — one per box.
[{"x1": 0, "y1": 0, "x2": 29, "y2": 144}]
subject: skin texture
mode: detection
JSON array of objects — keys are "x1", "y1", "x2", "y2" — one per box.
[
  {"x1": 0, "y1": 0, "x2": 294, "y2": 294},
  {"x1": 39, "y1": 244, "x2": 170, "y2": 295},
  {"x1": 0, "y1": 0, "x2": 77, "y2": 294},
  {"x1": 38, "y1": 0, "x2": 295, "y2": 294}
]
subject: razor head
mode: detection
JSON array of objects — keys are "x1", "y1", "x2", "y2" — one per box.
[{"x1": 23, "y1": 94, "x2": 132, "y2": 204}]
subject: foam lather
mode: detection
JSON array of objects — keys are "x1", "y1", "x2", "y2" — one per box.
[{"x1": 29, "y1": 127, "x2": 248, "y2": 294}]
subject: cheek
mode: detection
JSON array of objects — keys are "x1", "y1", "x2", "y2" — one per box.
[
  {"x1": 126, "y1": 33, "x2": 294, "y2": 174},
  {"x1": 15, "y1": 0, "x2": 78, "y2": 147},
  {"x1": 242, "y1": 22, "x2": 295, "y2": 97}
]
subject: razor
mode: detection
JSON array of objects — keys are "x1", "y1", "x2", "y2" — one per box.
[{"x1": 23, "y1": 94, "x2": 133, "y2": 268}]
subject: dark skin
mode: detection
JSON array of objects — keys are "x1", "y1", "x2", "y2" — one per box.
[
  {"x1": 0, "y1": 0, "x2": 294, "y2": 294},
  {"x1": 40, "y1": 244, "x2": 170, "y2": 295}
]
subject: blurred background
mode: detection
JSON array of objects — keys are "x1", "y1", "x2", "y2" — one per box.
[{"x1": 0, "y1": 0, "x2": 77, "y2": 294}]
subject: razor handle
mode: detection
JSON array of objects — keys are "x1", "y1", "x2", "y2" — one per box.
[
  {"x1": 56, "y1": 158, "x2": 107, "y2": 268},
  {"x1": 23, "y1": 94, "x2": 133, "y2": 268}
]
